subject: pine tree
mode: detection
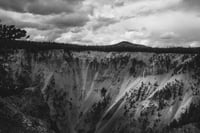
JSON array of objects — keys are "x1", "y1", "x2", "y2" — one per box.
[
  {"x1": 0, "y1": 22, "x2": 29, "y2": 40},
  {"x1": 0, "y1": 22, "x2": 29, "y2": 97}
]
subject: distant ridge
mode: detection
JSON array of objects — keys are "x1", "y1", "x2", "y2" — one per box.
[
  {"x1": 113, "y1": 41, "x2": 147, "y2": 48},
  {"x1": 0, "y1": 39, "x2": 200, "y2": 54}
]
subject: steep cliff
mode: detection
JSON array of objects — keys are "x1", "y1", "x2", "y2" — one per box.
[{"x1": 1, "y1": 49, "x2": 200, "y2": 133}]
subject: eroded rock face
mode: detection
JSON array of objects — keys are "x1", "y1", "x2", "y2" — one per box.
[{"x1": 1, "y1": 50, "x2": 200, "y2": 133}]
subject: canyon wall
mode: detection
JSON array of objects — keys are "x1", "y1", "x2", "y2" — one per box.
[{"x1": 1, "y1": 49, "x2": 200, "y2": 133}]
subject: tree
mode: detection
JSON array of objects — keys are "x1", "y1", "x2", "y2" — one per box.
[
  {"x1": 0, "y1": 23, "x2": 29, "y2": 40},
  {"x1": 0, "y1": 23, "x2": 29, "y2": 97},
  {"x1": 101, "y1": 87, "x2": 107, "y2": 97}
]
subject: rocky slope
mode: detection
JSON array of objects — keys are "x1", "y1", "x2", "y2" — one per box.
[{"x1": 0, "y1": 49, "x2": 200, "y2": 133}]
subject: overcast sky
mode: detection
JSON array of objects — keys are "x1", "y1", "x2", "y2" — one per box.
[{"x1": 0, "y1": 0, "x2": 200, "y2": 47}]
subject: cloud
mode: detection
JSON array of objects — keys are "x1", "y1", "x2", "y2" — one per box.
[
  {"x1": 25, "y1": 28, "x2": 65, "y2": 42},
  {"x1": 91, "y1": 16, "x2": 119, "y2": 31},
  {"x1": 32, "y1": 35, "x2": 47, "y2": 41},
  {"x1": 46, "y1": 13, "x2": 89, "y2": 28},
  {"x1": 189, "y1": 41, "x2": 200, "y2": 47},
  {"x1": 0, "y1": 9, "x2": 52, "y2": 30},
  {"x1": 160, "y1": 32, "x2": 179, "y2": 40},
  {"x1": 181, "y1": 0, "x2": 200, "y2": 11},
  {"x1": 55, "y1": 30, "x2": 87, "y2": 43},
  {"x1": 114, "y1": 0, "x2": 124, "y2": 7},
  {"x1": 0, "y1": 0, "x2": 32, "y2": 13},
  {"x1": 0, "y1": 0, "x2": 84, "y2": 15},
  {"x1": 0, "y1": 8, "x2": 89, "y2": 30},
  {"x1": 99, "y1": 0, "x2": 182, "y2": 19}
]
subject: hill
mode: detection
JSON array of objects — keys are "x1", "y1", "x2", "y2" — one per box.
[{"x1": 113, "y1": 41, "x2": 148, "y2": 48}]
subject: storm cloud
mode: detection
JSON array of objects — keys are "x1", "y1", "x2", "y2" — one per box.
[
  {"x1": 0, "y1": 0, "x2": 84, "y2": 15},
  {"x1": 46, "y1": 13, "x2": 89, "y2": 28}
]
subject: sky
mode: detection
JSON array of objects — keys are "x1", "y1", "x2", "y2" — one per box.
[{"x1": 0, "y1": 0, "x2": 200, "y2": 47}]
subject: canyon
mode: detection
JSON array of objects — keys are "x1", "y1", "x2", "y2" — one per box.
[{"x1": 0, "y1": 48, "x2": 200, "y2": 133}]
